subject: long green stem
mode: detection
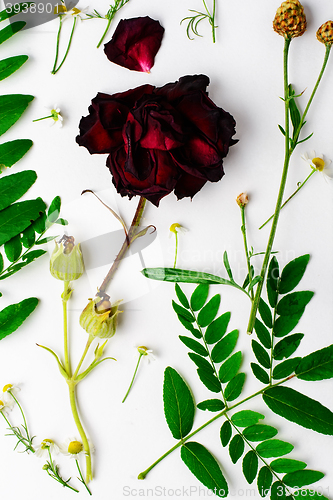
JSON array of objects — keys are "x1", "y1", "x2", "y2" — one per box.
[
  {"x1": 76, "y1": 459, "x2": 92, "y2": 495},
  {"x1": 63, "y1": 281, "x2": 71, "y2": 376},
  {"x1": 52, "y1": 17, "x2": 77, "y2": 75},
  {"x1": 122, "y1": 353, "x2": 143, "y2": 403},
  {"x1": 73, "y1": 336, "x2": 94, "y2": 380},
  {"x1": 240, "y1": 205, "x2": 254, "y2": 300},
  {"x1": 51, "y1": 15, "x2": 62, "y2": 73},
  {"x1": 173, "y1": 231, "x2": 179, "y2": 269},
  {"x1": 97, "y1": 16, "x2": 112, "y2": 48}
]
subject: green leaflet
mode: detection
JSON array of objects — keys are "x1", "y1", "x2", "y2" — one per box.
[
  {"x1": 272, "y1": 357, "x2": 301, "y2": 379},
  {"x1": 197, "y1": 294, "x2": 221, "y2": 327},
  {"x1": 175, "y1": 283, "x2": 189, "y2": 309},
  {"x1": 0, "y1": 297, "x2": 38, "y2": 340},
  {"x1": 220, "y1": 420, "x2": 232, "y2": 447},
  {"x1": 218, "y1": 351, "x2": 242, "y2": 383},
  {"x1": 0, "y1": 94, "x2": 34, "y2": 136},
  {"x1": 229, "y1": 434, "x2": 244, "y2": 463},
  {"x1": 172, "y1": 300, "x2": 195, "y2": 322},
  {"x1": 179, "y1": 335, "x2": 208, "y2": 357},
  {"x1": 258, "y1": 298, "x2": 272, "y2": 328},
  {"x1": 0, "y1": 139, "x2": 32, "y2": 171},
  {"x1": 267, "y1": 256, "x2": 279, "y2": 308},
  {"x1": 296, "y1": 345, "x2": 333, "y2": 381},
  {"x1": 252, "y1": 340, "x2": 270, "y2": 369},
  {"x1": 257, "y1": 466, "x2": 272, "y2": 498},
  {"x1": 224, "y1": 373, "x2": 245, "y2": 401},
  {"x1": 254, "y1": 318, "x2": 271, "y2": 349},
  {"x1": 0, "y1": 198, "x2": 46, "y2": 246},
  {"x1": 276, "y1": 291, "x2": 314, "y2": 316},
  {"x1": 270, "y1": 458, "x2": 307, "y2": 473},
  {"x1": 273, "y1": 309, "x2": 305, "y2": 337},
  {"x1": 0, "y1": 170, "x2": 37, "y2": 210},
  {"x1": 163, "y1": 367, "x2": 195, "y2": 440},
  {"x1": 0, "y1": 21, "x2": 26, "y2": 45},
  {"x1": 282, "y1": 469, "x2": 324, "y2": 488},
  {"x1": 256, "y1": 439, "x2": 293, "y2": 458},
  {"x1": 188, "y1": 352, "x2": 214, "y2": 372},
  {"x1": 273, "y1": 333, "x2": 304, "y2": 360},
  {"x1": 197, "y1": 399, "x2": 225, "y2": 412},
  {"x1": 190, "y1": 283, "x2": 209, "y2": 311},
  {"x1": 251, "y1": 362, "x2": 269, "y2": 384},
  {"x1": 231, "y1": 410, "x2": 265, "y2": 427},
  {"x1": 205, "y1": 312, "x2": 231, "y2": 344},
  {"x1": 242, "y1": 450, "x2": 258, "y2": 484},
  {"x1": 278, "y1": 254, "x2": 310, "y2": 294},
  {"x1": 242, "y1": 424, "x2": 278, "y2": 442},
  {"x1": 211, "y1": 330, "x2": 239, "y2": 363},
  {"x1": 4, "y1": 233, "x2": 22, "y2": 261},
  {"x1": 263, "y1": 386, "x2": 333, "y2": 435},
  {"x1": 197, "y1": 367, "x2": 221, "y2": 393},
  {"x1": 181, "y1": 442, "x2": 228, "y2": 497},
  {"x1": 0, "y1": 55, "x2": 28, "y2": 81},
  {"x1": 223, "y1": 250, "x2": 233, "y2": 280}
]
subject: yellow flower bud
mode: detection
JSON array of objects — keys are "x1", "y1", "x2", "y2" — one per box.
[
  {"x1": 79, "y1": 296, "x2": 122, "y2": 339},
  {"x1": 316, "y1": 21, "x2": 333, "y2": 46},
  {"x1": 50, "y1": 236, "x2": 84, "y2": 281},
  {"x1": 273, "y1": 0, "x2": 307, "y2": 39}
]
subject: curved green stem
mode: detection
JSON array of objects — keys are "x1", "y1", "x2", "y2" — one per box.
[
  {"x1": 73, "y1": 336, "x2": 94, "y2": 380},
  {"x1": 122, "y1": 353, "x2": 143, "y2": 403},
  {"x1": 76, "y1": 459, "x2": 92, "y2": 495},
  {"x1": 173, "y1": 231, "x2": 179, "y2": 269},
  {"x1": 63, "y1": 280, "x2": 71, "y2": 376},
  {"x1": 240, "y1": 205, "x2": 254, "y2": 300},
  {"x1": 51, "y1": 15, "x2": 62, "y2": 73},
  {"x1": 52, "y1": 17, "x2": 77, "y2": 75},
  {"x1": 97, "y1": 16, "x2": 112, "y2": 48}
]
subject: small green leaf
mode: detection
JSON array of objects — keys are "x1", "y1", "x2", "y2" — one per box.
[
  {"x1": 163, "y1": 367, "x2": 195, "y2": 440},
  {"x1": 197, "y1": 368, "x2": 221, "y2": 393},
  {"x1": 175, "y1": 283, "x2": 189, "y2": 309},
  {"x1": 231, "y1": 410, "x2": 265, "y2": 427},
  {"x1": 0, "y1": 170, "x2": 37, "y2": 211},
  {"x1": 256, "y1": 439, "x2": 293, "y2": 458},
  {"x1": 254, "y1": 319, "x2": 271, "y2": 349},
  {"x1": 0, "y1": 94, "x2": 34, "y2": 136},
  {"x1": 223, "y1": 250, "x2": 233, "y2": 280},
  {"x1": 197, "y1": 399, "x2": 225, "y2": 412},
  {"x1": 47, "y1": 195, "x2": 61, "y2": 223},
  {"x1": 205, "y1": 312, "x2": 231, "y2": 344},
  {"x1": 188, "y1": 352, "x2": 214, "y2": 373},
  {"x1": 190, "y1": 283, "x2": 209, "y2": 311},
  {"x1": 257, "y1": 466, "x2": 272, "y2": 497},
  {"x1": 21, "y1": 249, "x2": 46, "y2": 264},
  {"x1": 0, "y1": 139, "x2": 32, "y2": 171},
  {"x1": 35, "y1": 235, "x2": 57, "y2": 245},
  {"x1": 211, "y1": 330, "x2": 239, "y2": 363},
  {"x1": 272, "y1": 357, "x2": 301, "y2": 379},
  {"x1": 243, "y1": 424, "x2": 278, "y2": 442},
  {"x1": 218, "y1": 351, "x2": 242, "y2": 383},
  {"x1": 224, "y1": 373, "x2": 246, "y2": 401},
  {"x1": 178, "y1": 314, "x2": 197, "y2": 333},
  {"x1": 172, "y1": 300, "x2": 195, "y2": 322},
  {"x1": 20, "y1": 224, "x2": 35, "y2": 248},
  {"x1": 229, "y1": 434, "x2": 244, "y2": 463},
  {"x1": 54, "y1": 217, "x2": 68, "y2": 226},
  {"x1": 0, "y1": 297, "x2": 38, "y2": 340},
  {"x1": 279, "y1": 255, "x2": 310, "y2": 294},
  {"x1": 179, "y1": 335, "x2": 208, "y2": 357},
  {"x1": 252, "y1": 340, "x2": 271, "y2": 369},
  {"x1": 181, "y1": 442, "x2": 228, "y2": 497},
  {"x1": 270, "y1": 482, "x2": 287, "y2": 500},
  {"x1": 4, "y1": 233, "x2": 22, "y2": 262},
  {"x1": 278, "y1": 124, "x2": 286, "y2": 136},
  {"x1": 248, "y1": 275, "x2": 262, "y2": 292},
  {"x1": 220, "y1": 420, "x2": 232, "y2": 447},
  {"x1": 258, "y1": 298, "x2": 272, "y2": 328},
  {"x1": 296, "y1": 345, "x2": 333, "y2": 381},
  {"x1": 267, "y1": 256, "x2": 279, "y2": 308},
  {"x1": 276, "y1": 291, "x2": 314, "y2": 316},
  {"x1": 270, "y1": 458, "x2": 307, "y2": 473},
  {"x1": 0, "y1": 55, "x2": 28, "y2": 81},
  {"x1": 283, "y1": 470, "x2": 324, "y2": 488},
  {"x1": 141, "y1": 267, "x2": 232, "y2": 285},
  {"x1": 273, "y1": 309, "x2": 305, "y2": 337},
  {"x1": 251, "y1": 363, "x2": 269, "y2": 384},
  {"x1": 242, "y1": 451, "x2": 258, "y2": 484},
  {"x1": 0, "y1": 21, "x2": 26, "y2": 45},
  {"x1": 197, "y1": 294, "x2": 221, "y2": 327},
  {"x1": 0, "y1": 199, "x2": 46, "y2": 246},
  {"x1": 273, "y1": 333, "x2": 304, "y2": 360}
]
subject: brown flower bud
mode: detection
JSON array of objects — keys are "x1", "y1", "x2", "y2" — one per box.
[
  {"x1": 273, "y1": 1, "x2": 307, "y2": 39},
  {"x1": 316, "y1": 21, "x2": 333, "y2": 46},
  {"x1": 236, "y1": 192, "x2": 249, "y2": 208}
]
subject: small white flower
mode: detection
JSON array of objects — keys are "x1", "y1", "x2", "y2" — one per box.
[
  {"x1": 0, "y1": 397, "x2": 14, "y2": 415},
  {"x1": 169, "y1": 223, "x2": 188, "y2": 237},
  {"x1": 50, "y1": 106, "x2": 63, "y2": 127},
  {"x1": 35, "y1": 439, "x2": 59, "y2": 458},
  {"x1": 2, "y1": 383, "x2": 20, "y2": 402},
  {"x1": 59, "y1": 438, "x2": 89, "y2": 458},
  {"x1": 137, "y1": 346, "x2": 156, "y2": 363},
  {"x1": 301, "y1": 151, "x2": 333, "y2": 181},
  {"x1": 56, "y1": 2, "x2": 88, "y2": 21}
]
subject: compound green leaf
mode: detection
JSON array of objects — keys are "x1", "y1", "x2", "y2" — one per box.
[
  {"x1": 0, "y1": 170, "x2": 37, "y2": 211},
  {"x1": 0, "y1": 297, "x2": 38, "y2": 340},
  {"x1": 243, "y1": 424, "x2": 278, "y2": 442},
  {"x1": 175, "y1": 283, "x2": 189, "y2": 309},
  {"x1": 0, "y1": 94, "x2": 34, "y2": 136},
  {"x1": 273, "y1": 309, "x2": 305, "y2": 337},
  {"x1": 270, "y1": 458, "x2": 307, "y2": 473},
  {"x1": 197, "y1": 367, "x2": 221, "y2": 393},
  {"x1": 197, "y1": 399, "x2": 225, "y2": 412},
  {"x1": 188, "y1": 352, "x2": 214, "y2": 373},
  {"x1": 272, "y1": 357, "x2": 301, "y2": 380},
  {"x1": 257, "y1": 466, "x2": 272, "y2": 497},
  {"x1": 219, "y1": 351, "x2": 242, "y2": 383},
  {"x1": 47, "y1": 195, "x2": 61, "y2": 223},
  {"x1": 251, "y1": 362, "x2": 269, "y2": 384},
  {"x1": 4, "y1": 233, "x2": 22, "y2": 261},
  {"x1": 254, "y1": 318, "x2": 271, "y2": 349},
  {"x1": 179, "y1": 336, "x2": 208, "y2": 357},
  {"x1": 231, "y1": 410, "x2": 265, "y2": 427},
  {"x1": 220, "y1": 420, "x2": 232, "y2": 447},
  {"x1": 258, "y1": 298, "x2": 272, "y2": 328},
  {"x1": 283, "y1": 470, "x2": 324, "y2": 488},
  {"x1": 252, "y1": 340, "x2": 271, "y2": 369},
  {"x1": 0, "y1": 198, "x2": 46, "y2": 246},
  {"x1": 172, "y1": 300, "x2": 195, "y2": 322}
]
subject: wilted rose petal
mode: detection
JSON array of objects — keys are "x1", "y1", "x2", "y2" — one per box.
[{"x1": 104, "y1": 16, "x2": 164, "y2": 73}]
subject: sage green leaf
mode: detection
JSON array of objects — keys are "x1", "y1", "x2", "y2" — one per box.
[
  {"x1": 270, "y1": 481, "x2": 287, "y2": 500},
  {"x1": 0, "y1": 251, "x2": 3, "y2": 272},
  {"x1": 0, "y1": 170, "x2": 37, "y2": 211},
  {"x1": 251, "y1": 362, "x2": 269, "y2": 384},
  {"x1": 223, "y1": 250, "x2": 233, "y2": 280},
  {"x1": 256, "y1": 439, "x2": 293, "y2": 458},
  {"x1": 172, "y1": 300, "x2": 195, "y2": 322},
  {"x1": 205, "y1": 312, "x2": 231, "y2": 344},
  {"x1": 0, "y1": 198, "x2": 46, "y2": 246},
  {"x1": 257, "y1": 466, "x2": 272, "y2": 497},
  {"x1": 0, "y1": 94, "x2": 34, "y2": 136},
  {"x1": 197, "y1": 367, "x2": 221, "y2": 393},
  {"x1": 252, "y1": 340, "x2": 270, "y2": 369},
  {"x1": 197, "y1": 399, "x2": 225, "y2": 412},
  {"x1": 0, "y1": 139, "x2": 33, "y2": 171},
  {"x1": 35, "y1": 235, "x2": 57, "y2": 246},
  {"x1": 0, "y1": 3, "x2": 35, "y2": 21},
  {"x1": 231, "y1": 410, "x2": 265, "y2": 427},
  {"x1": 211, "y1": 330, "x2": 239, "y2": 363},
  {"x1": 273, "y1": 309, "x2": 305, "y2": 337},
  {"x1": 272, "y1": 357, "x2": 301, "y2": 379},
  {"x1": 179, "y1": 335, "x2": 208, "y2": 357},
  {"x1": 263, "y1": 386, "x2": 333, "y2": 435},
  {"x1": 220, "y1": 420, "x2": 232, "y2": 447},
  {"x1": 224, "y1": 373, "x2": 245, "y2": 401},
  {"x1": 21, "y1": 249, "x2": 46, "y2": 264},
  {"x1": 197, "y1": 294, "x2": 221, "y2": 327},
  {"x1": 0, "y1": 55, "x2": 28, "y2": 81},
  {"x1": 141, "y1": 267, "x2": 232, "y2": 285},
  {"x1": 163, "y1": 367, "x2": 195, "y2": 440},
  {"x1": 54, "y1": 217, "x2": 68, "y2": 225},
  {"x1": 243, "y1": 424, "x2": 278, "y2": 442},
  {"x1": 254, "y1": 319, "x2": 271, "y2": 349},
  {"x1": 190, "y1": 283, "x2": 209, "y2": 311},
  {"x1": 242, "y1": 451, "x2": 258, "y2": 484},
  {"x1": 188, "y1": 352, "x2": 214, "y2": 372},
  {"x1": 279, "y1": 254, "x2": 310, "y2": 294},
  {"x1": 47, "y1": 196, "x2": 61, "y2": 223},
  {"x1": 267, "y1": 256, "x2": 279, "y2": 308},
  {"x1": 229, "y1": 434, "x2": 244, "y2": 463},
  {"x1": 219, "y1": 351, "x2": 242, "y2": 383},
  {"x1": 175, "y1": 283, "x2": 189, "y2": 309},
  {"x1": 296, "y1": 345, "x2": 333, "y2": 381},
  {"x1": 4, "y1": 233, "x2": 22, "y2": 262},
  {"x1": 270, "y1": 458, "x2": 306, "y2": 473},
  {"x1": 0, "y1": 21, "x2": 26, "y2": 45},
  {"x1": 181, "y1": 442, "x2": 228, "y2": 497},
  {"x1": 273, "y1": 334, "x2": 304, "y2": 360},
  {"x1": 258, "y1": 298, "x2": 272, "y2": 328},
  {"x1": 276, "y1": 291, "x2": 314, "y2": 316},
  {"x1": 0, "y1": 297, "x2": 38, "y2": 340},
  {"x1": 283, "y1": 470, "x2": 324, "y2": 488}
]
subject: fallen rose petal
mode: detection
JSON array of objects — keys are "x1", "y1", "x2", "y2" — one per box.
[{"x1": 104, "y1": 16, "x2": 164, "y2": 73}]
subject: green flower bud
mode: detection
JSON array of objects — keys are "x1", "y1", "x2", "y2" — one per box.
[
  {"x1": 79, "y1": 296, "x2": 122, "y2": 339},
  {"x1": 50, "y1": 236, "x2": 84, "y2": 281}
]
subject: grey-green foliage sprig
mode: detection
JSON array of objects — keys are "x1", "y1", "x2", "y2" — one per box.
[{"x1": 181, "y1": 0, "x2": 217, "y2": 43}]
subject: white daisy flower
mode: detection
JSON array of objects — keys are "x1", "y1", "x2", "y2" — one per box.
[
  {"x1": 35, "y1": 439, "x2": 59, "y2": 458},
  {"x1": 2, "y1": 383, "x2": 20, "y2": 402},
  {"x1": 33, "y1": 106, "x2": 63, "y2": 127},
  {"x1": 137, "y1": 346, "x2": 156, "y2": 363},
  {"x1": 0, "y1": 397, "x2": 14, "y2": 415},
  {"x1": 169, "y1": 223, "x2": 188, "y2": 237},
  {"x1": 301, "y1": 151, "x2": 333, "y2": 181},
  {"x1": 59, "y1": 438, "x2": 89, "y2": 458},
  {"x1": 55, "y1": 2, "x2": 88, "y2": 21}
]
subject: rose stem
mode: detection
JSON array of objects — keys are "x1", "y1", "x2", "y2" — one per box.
[
  {"x1": 122, "y1": 352, "x2": 143, "y2": 403},
  {"x1": 52, "y1": 17, "x2": 77, "y2": 75},
  {"x1": 240, "y1": 204, "x2": 254, "y2": 300},
  {"x1": 98, "y1": 196, "x2": 147, "y2": 294}
]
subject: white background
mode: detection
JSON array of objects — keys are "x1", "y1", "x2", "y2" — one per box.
[{"x1": 0, "y1": 0, "x2": 332, "y2": 499}]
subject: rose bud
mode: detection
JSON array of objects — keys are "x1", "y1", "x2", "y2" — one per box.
[
  {"x1": 316, "y1": 21, "x2": 333, "y2": 46},
  {"x1": 50, "y1": 236, "x2": 84, "y2": 281},
  {"x1": 79, "y1": 296, "x2": 122, "y2": 339},
  {"x1": 273, "y1": 0, "x2": 306, "y2": 39},
  {"x1": 104, "y1": 16, "x2": 164, "y2": 73}
]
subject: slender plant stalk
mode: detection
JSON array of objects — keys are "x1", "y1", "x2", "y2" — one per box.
[
  {"x1": 51, "y1": 16, "x2": 62, "y2": 73},
  {"x1": 52, "y1": 17, "x2": 77, "y2": 75},
  {"x1": 122, "y1": 353, "x2": 143, "y2": 403},
  {"x1": 63, "y1": 281, "x2": 71, "y2": 376},
  {"x1": 76, "y1": 459, "x2": 92, "y2": 495},
  {"x1": 173, "y1": 231, "x2": 179, "y2": 269},
  {"x1": 240, "y1": 205, "x2": 254, "y2": 300},
  {"x1": 72, "y1": 336, "x2": 94, "y2": 380}
]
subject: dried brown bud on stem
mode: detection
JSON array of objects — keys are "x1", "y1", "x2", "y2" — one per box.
[
  {"x1": 273, "y1": 1, "x2": 307, "y2": 39},
  {"x1": 316, "y1": 21, "x2": 333, "y2": 46}
]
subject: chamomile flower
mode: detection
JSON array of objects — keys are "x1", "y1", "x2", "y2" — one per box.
[
  {"x1": 33, "y1": 106, "x2": 63, "y2": 128},
  {"x1": 59, "y1": 438, "x2": 86, "y2": 458},
  {"x1": 169, "y1": 223, "x2": 188, "y2": 236},
  {"x1": 301, "y1": 151, "x2": 333, "y2": 180},
  {"x1": 35, "y1": 439, "x2": 59, "y2": 458},
  {"x1": 2, "y1": 383, "x2": 20, "y2": 401},
  {"x1": 137, "y1": 346, "x2": 156, "y2": 363},
  {"x1": 0, "y1": 397, "x2": 14, "y2": 415},
  {"x1": 55, "y1": 2, "x2": 88, "y2": 21}
]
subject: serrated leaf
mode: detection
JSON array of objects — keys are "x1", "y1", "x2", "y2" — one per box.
[
  {"x1": 0, "y1": 170, "x2": 37, "y2": 211},
  {"x1": 279, "y1": 255, "x2": 310, "y2": 294},
  {"x1": 256, "y1": 439, "x2": 293, "y2": 458},
  {"x1": 220, "y1": 420, "x2": 232, "y2": 447},
  {"x1": 197, "y1": 367, "x2": 221, "y2": 393},
  {"x1": 188, "y1": 352, "x2": 214, "y2": 373},
  {"x1": 219, "y1": 351, "x2": 242, "y2": 383},
  {"x1": 257, "y1": 466, "x2": 272, "y2": 497},
  {"x1": 263, "y1": 386, "x2": 333, "y2": 435},
  {"x1": 272, "y1": 357, "x2": 301, "y2": 379},
  {"x1": 0, "y1": 21, "x2": 26, "y2": 45},
  {"x1": 296, "y1": 345, "x2": 333, "y2": 381},
  {"x1": 267, "y1": 256, "x2": 279, "y2": 308},
  {"x1": 229, "y1": 434, "x2": 244, "y2": 463},
  {"x1": 276, "y1": 291, "x2": 314, "y2": 316},
  {"x1": 270, "y1": 458, "x2": 307, "y2": 473},
  {"x1": 224, "y1": 373, "x2": 245, "y2": 401},
  {"x1": 0, "y1": 55, "x2": 28, "y2": 81},
  {"x1": 190, "y1": 283, "x2": 209, "y2": 311},
  {"x1": 163, "y1": 367, "x2": 195, "y2": 440},
  {"x1": 172, "y1": 300, "x2": 195, "y2": 322},
  {"x1": 4, "y1": 233, "x2": 22, "y2": 262},
  {"x1": 254, "y1": 319, "x2": 271, "y2": 349},
  {"x1": 197, "y1": 399, "x2": 225, "y2": 412},
  {"x1": 223, "y1": 250, "x2": 233, "y2": 280},
  {"x1": 258, "y1": 298, "x2": 272, "y2": 328},
  {"x1": 205, "y1": 312, "x2": 231, "y2": 344},
  {"x1": 273, "y1": 334, "x2": 304, "y2": 360},
  {"x1": 0, "y1": 198, "x2": 46, "y2": 246},
  {"x1": 283, "y1": 470, "x2": 324, "y2": 488},
  {"x1": 21, "y1": 249, "x2": 46, "y2": 264},
  {"x1": 175, "y1": 283, "x2": 189, "y2": 309},
  {"x1": 0, "y1": 297, "x2": 38, "y2": 340},
  {"x1": 20, "y1": 224, "x2": 35, "y2": 248},
  {"x1": 0, "y1": 94, "x2": 34, "y2": 136},
  {"x1": 47, "y1": 195, "x2": 61, "y2": 223},
  {"x1": 251, "y1": 362, "x2": 269, "y2": 384},
  {"x1": 179, "y1": 336, "x2": 208, "y2": 357},
  {"x1": 242, "y1": 451, "x2": 258, "y2": 484},
  {"x1": 197, "y1": 294, "x2": 221, "y2": 327},
  {"x1": 273, "y1": 309, "x2": 305, "y2": 337},
  {"x1": 211, "y1": 330, "x2": 239, "y2": 363},
  {"x1": 181, "y1": 442, "x2": 228, "y2": 497},
  {"x1": 252, "y1": 340, "x2": 271, "y2": 369},
  {"x1": 243, "y1": 424, "x2": 278, "y2": 442},
  {"x1": 231, "y1": 410, "x2": 265, "y2": 427}
]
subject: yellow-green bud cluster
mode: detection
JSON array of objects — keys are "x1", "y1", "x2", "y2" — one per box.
[
  {"x1": 273, "y1": 0, "x2": 307, "y2": 39},
  {"x1": 50, "y1": 236, "x2": 84, "y2": 281},
  {"x1": 80, "y1": 296, "x2": 122, "y2": 339},
  {"x1": 316, "y1": 21, "x2": 333, "y2": 46}
]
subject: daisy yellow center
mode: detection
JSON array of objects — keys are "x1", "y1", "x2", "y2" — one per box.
[
  {"x1": 170, "y1": 223, "x2": 181, "y2": 234},
  {"x1": 68, "y1": 440, "x2": 83, "y2": 454},
  {"x1": 312, "y1": 157, "x2": 325, "y2": 171},
  {"x1": 0, "y1": 400, "x2": 4, "y2": 407},
  {"x1": 3, "y1": 384, "x2": 12, "y2": 392},
  {"x1": 41, "y1": 439, "x2": 54, "y2": 449},
  {"x1": 51, "y1": 109, "x2": 59, "y2": 121},
  {"x1": 138, "y1": 346, "x2": 148, "y2": 355}
]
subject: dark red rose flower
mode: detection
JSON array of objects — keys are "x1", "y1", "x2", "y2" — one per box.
[
  {"x1": 104, "y1": 16, "x2": 164, "y2": 73},
  {"x1": 76, "y1": 75, "x2": 237, "y2": 206}
]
